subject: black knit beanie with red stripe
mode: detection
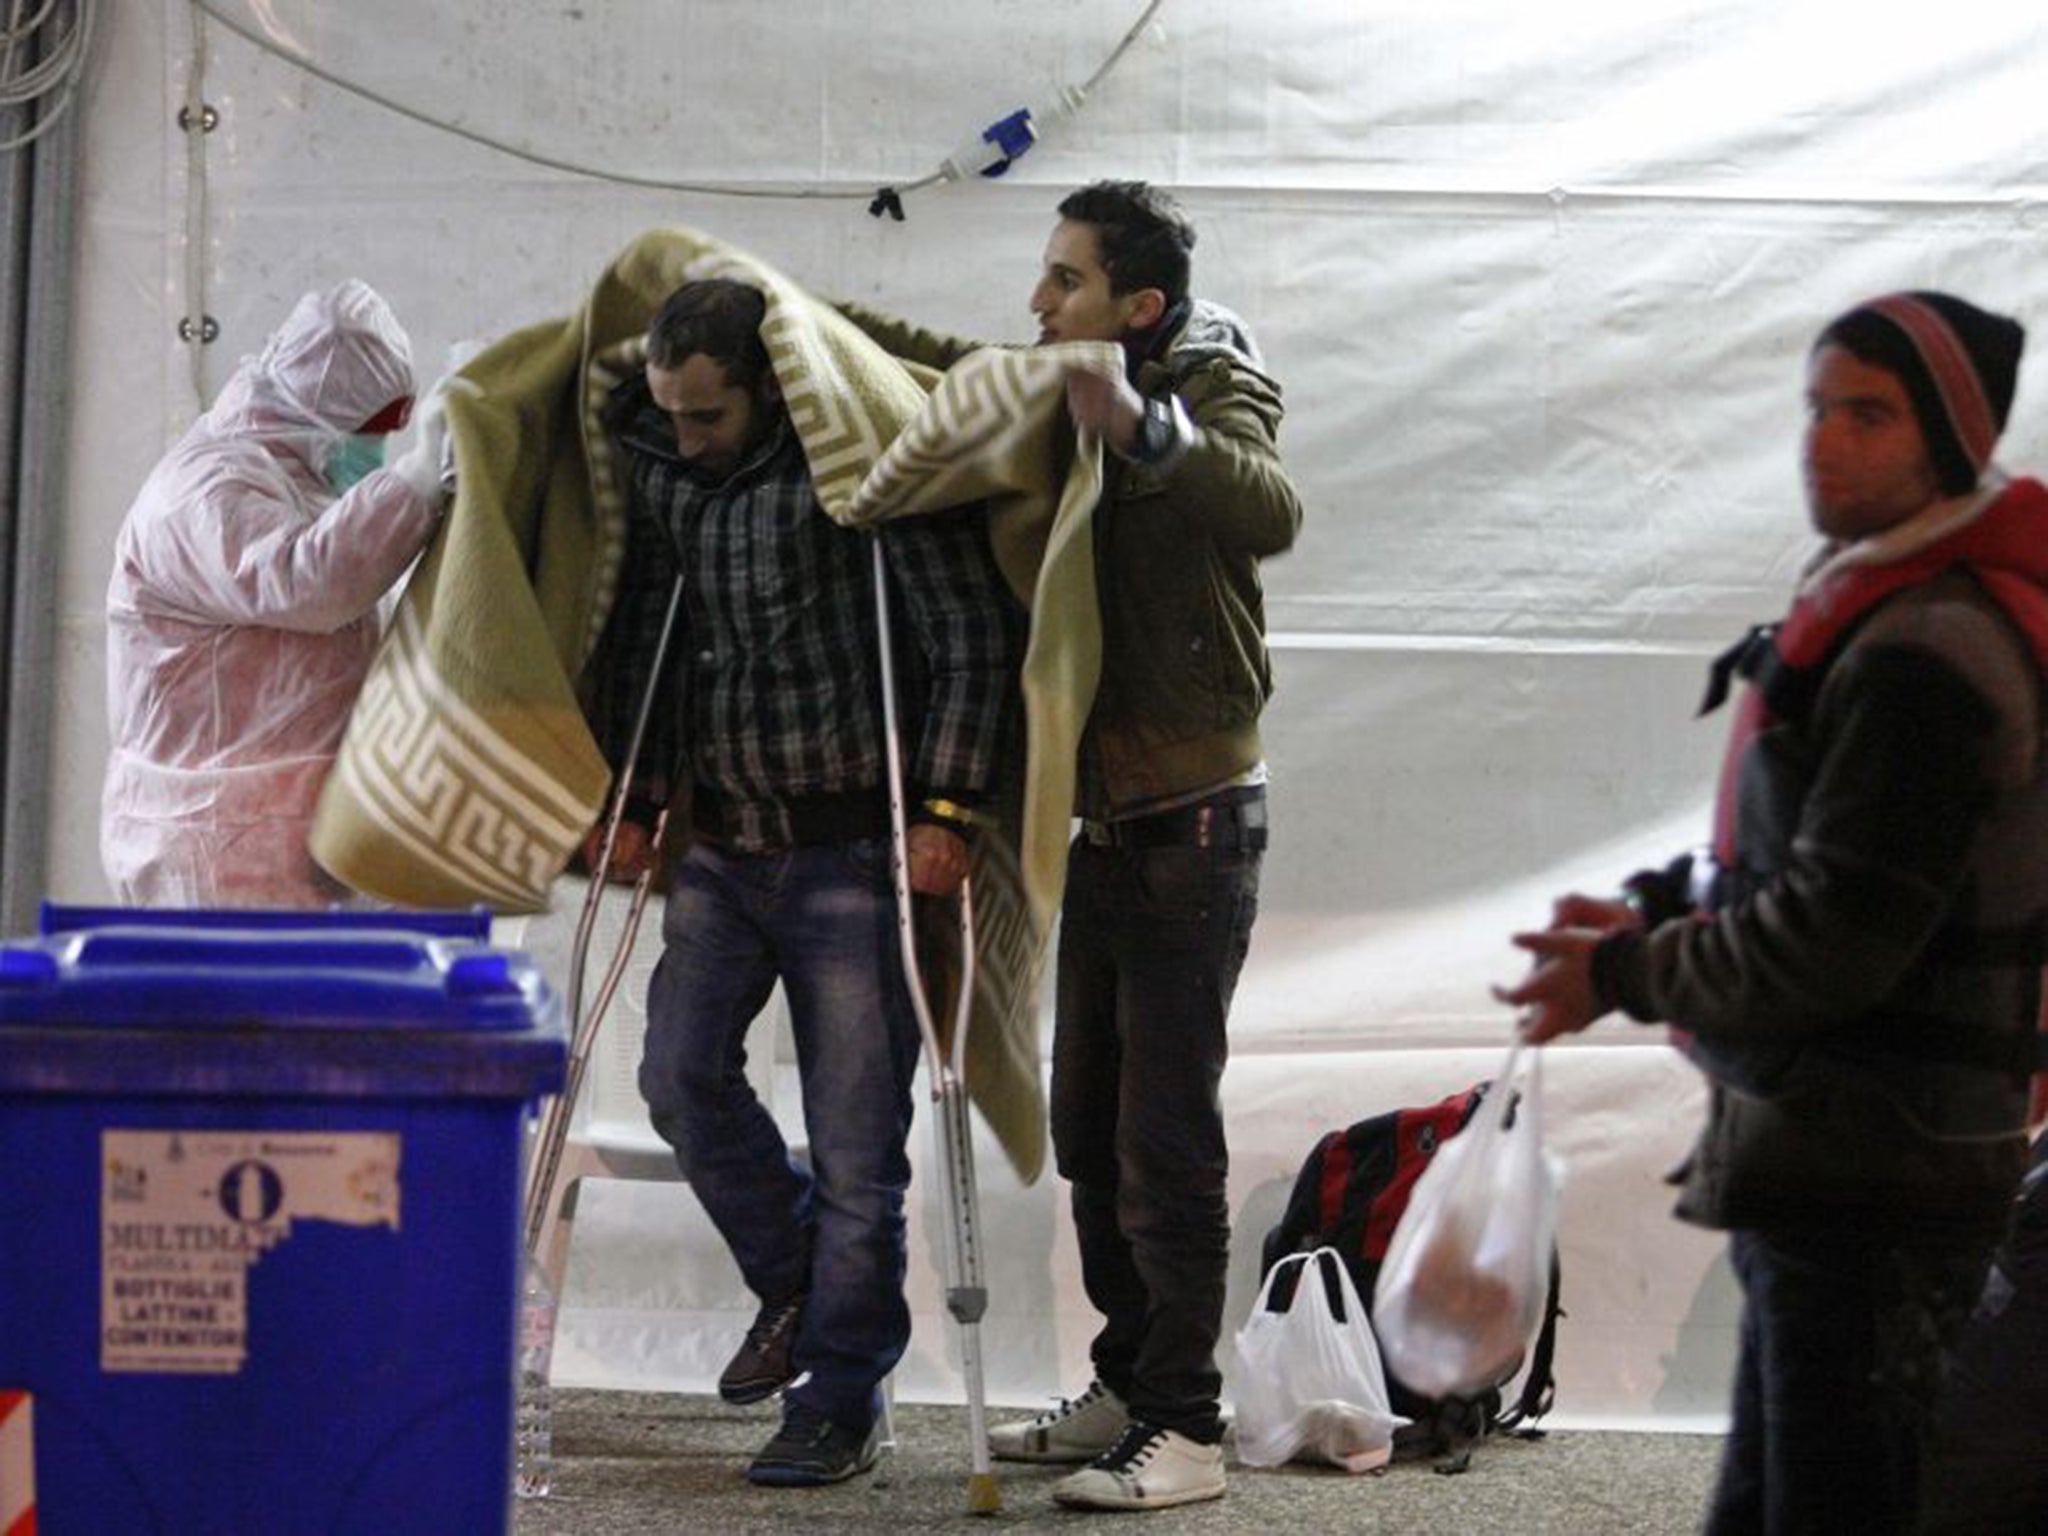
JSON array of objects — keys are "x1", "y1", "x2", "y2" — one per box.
[{"x1": 1816, "y1": 291, "x2": 2025, "y2": 497}]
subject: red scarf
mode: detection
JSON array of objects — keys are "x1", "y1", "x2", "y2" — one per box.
[{"x1": 1700, "y1": 477, "x2": 2048, "y2": 1111}]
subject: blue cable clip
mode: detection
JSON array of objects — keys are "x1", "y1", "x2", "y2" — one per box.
[{"x1": 978, "y1": 107, "x2": 1037, "y2": 177}]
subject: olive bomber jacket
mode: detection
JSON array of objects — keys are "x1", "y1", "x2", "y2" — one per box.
[{"x1": 835, "y1": 297, "x2": 1304, "y2": 816}]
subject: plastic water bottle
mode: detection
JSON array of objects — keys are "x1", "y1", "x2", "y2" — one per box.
[{"x1": 514, "y1": 1253, "x2": 556, "y2": 1499}]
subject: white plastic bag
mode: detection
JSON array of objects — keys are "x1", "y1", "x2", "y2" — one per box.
[
  {"x1": 1233, "y1": 1246, "x2": 1405, "y2": 1472},
  {"x1": 1372, "y1": 1041, "x2": 1561, "y2": 1400}
]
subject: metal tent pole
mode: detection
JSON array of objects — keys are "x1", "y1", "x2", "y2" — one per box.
[{"x1": 0, "y1": 0, "x2": 84, "y2": 931}]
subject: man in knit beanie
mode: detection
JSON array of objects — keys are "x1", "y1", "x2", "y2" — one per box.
[
  {"x1": 1501, "y1": 290, "x2": 2048, "y2": 1535},
  {"x1": 1813, "y1": 292, "x2": 2024, "y2": 501}
]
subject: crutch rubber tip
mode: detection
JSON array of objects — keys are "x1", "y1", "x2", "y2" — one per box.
[{"x1": 965, "y1": 1472, "x2": 1001, "y2": 1515}]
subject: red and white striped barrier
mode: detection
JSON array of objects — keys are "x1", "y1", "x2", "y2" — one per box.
[{"x1": 0, "y1": 1389, "x2": 34, "y2": 1536}]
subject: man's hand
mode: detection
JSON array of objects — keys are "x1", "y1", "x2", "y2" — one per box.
[
  {"x1": 1548, "y1": 891, "x2": 1642, "y2": 936},
  {"x1": 1064, "y1": 365, "x2": 1144, "y2": 456},
  {"x1": 1493, "y1": 892, "x2": 1642, "y2": 1044},
  {"x1": 906, "y1": 822, "x2": 970, "y2": 897},
  {"x1": 580, "y1": 818, "x2": 654, "y2": 885}
]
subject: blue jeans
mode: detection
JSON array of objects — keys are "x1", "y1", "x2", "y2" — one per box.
[
  {"x1": 639, "y1": 838, "x2": 920, "y2": 1433},
  {"x1": 1050, "y1": 827, "x2": 1263, "y2": 1444},
  {"x1": 1707, "y1": 1226, "x2": 1992, "y2": 1536}
]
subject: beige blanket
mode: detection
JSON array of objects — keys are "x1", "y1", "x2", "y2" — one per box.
[{"x1": 310, "y1": 226, "x2": 1114, "y2": 1181}]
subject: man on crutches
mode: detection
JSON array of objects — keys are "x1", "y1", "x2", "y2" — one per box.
[{"x1": 583, "y1": 277, "x2": 1024, "y2": 1488}]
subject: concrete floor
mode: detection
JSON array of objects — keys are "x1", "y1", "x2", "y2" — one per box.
[{"x1": 513, "y1": 1390, "x2": 1721, "y2": 1534}]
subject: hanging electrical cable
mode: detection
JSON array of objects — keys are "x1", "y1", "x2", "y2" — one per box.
[
  {"x1": 868, "y1": 0, "x2": 1167, "y2": 216},
  {"x1": 185, "y1": 0, "x2": 1166, "y2": 215},
  {"x1": 0, "y1": 0, "x2": 97, "y2": 154}
]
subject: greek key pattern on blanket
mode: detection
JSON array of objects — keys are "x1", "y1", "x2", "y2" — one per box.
[
  {"x1": 848, "y1": 345, "x2": 1070, "y2": 522},
  {"x1": 767, "y1": 306, "x2": 907, "y2": 509},
  {"x1": 331, "y1": 604, "x2": 598, "y2": 907}
]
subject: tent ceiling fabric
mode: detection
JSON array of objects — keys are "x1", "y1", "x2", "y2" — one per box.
[{"x1": 40, "y1": 0, "x2": 2048, "y2": 1424}]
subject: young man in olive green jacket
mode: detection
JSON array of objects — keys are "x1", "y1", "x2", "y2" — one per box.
[{"x1": 843, "y1": 179, "x2": 1303, "y2": 1510}]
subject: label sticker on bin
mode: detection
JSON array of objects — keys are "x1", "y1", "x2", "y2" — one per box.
[{"x1": 100, "y1": 1129, "x2": 401, "y2": 1375}]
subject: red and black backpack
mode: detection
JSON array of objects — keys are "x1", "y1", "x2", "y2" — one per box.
[{"x1": 1258, "y1": 1082, "x2": 1562, "y2": 1470}]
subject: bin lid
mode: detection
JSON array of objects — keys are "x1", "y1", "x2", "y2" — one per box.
[
  {"x1": 0, "y1": 920, "x2": 567, "y2": 1100},
  {"x1": 40, "y1": 900, "x2": 492, "y2": 941},
  {"x1": 0, "y1": 925, "x2": 550, "y2": 1031}
]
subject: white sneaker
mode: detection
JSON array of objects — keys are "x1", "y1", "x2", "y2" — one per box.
[
  {"x1": 986, "y1": 1381, "x2": 1129, "y2": 1464},
  {"x1": 1052, "y1": 1423, "x2": 1227, "y2": 1510}
]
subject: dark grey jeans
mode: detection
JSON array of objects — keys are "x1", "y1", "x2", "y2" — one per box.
[
  {"x1": 1920, "y1": 1137, "x2": 2048, "y2": 1535},
  {"x1": 1708, "y1": 1226, "x2": 1992, "y2": 1536},
  {"x1": 1050, "y1": 820, "x2": 1263, "y2": 1444}
]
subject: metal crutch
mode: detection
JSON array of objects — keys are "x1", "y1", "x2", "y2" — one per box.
[
  {"x1": 871, "y1": 537, "x2": 1001, "y2": 1516},
  {"x1": 522, "y1": 571, "x2": 687, "y2": 1269}
]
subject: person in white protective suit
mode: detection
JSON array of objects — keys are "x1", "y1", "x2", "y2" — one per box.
[{"x1": 100, "y1": 279, "x2": 450, "y2": 908}]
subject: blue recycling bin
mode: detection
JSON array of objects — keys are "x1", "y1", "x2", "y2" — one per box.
[{"x1": 0, "y1": 905, "x2": 565, "y2": 1536}]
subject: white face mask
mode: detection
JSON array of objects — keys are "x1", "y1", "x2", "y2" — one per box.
[{"x1": 322, "y1": 433, "x2": 387, "y2": 492}]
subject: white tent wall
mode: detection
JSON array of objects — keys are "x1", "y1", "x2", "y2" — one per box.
[{"x1": 45, "y1": 1, "x2": 2048, "y2": 1428}]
